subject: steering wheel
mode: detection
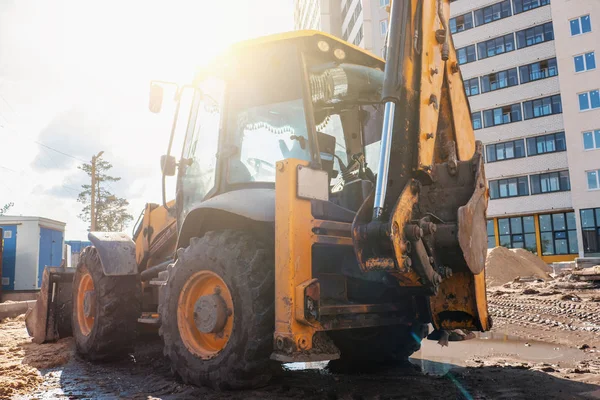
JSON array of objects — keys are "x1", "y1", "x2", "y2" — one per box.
[{"x1": 246, "y1": 158, "x2": 276, "y2": 175}]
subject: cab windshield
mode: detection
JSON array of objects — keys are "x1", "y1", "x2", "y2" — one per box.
[{"x1": 227, "y1": 44, "x2": 311, "y2": 184}]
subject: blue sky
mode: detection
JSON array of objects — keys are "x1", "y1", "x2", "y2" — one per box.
[{"x1": 0, "y1": 0, "x2": 294, "y2": 239}]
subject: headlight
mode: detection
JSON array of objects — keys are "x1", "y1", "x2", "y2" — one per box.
[
  {"x1": 334, "y1": 48, "x2": 346, "y2": 60},
  {"x1": 317, "y1": 40, "x2": 330, "y2": 52}
]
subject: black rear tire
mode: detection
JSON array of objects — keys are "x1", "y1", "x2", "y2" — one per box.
[
  {"x1": 159, "y1": 230, "x2": 275, "y2": 390},
  {"x1": 327, "y1": 323, "x2": 427, "y2": 373},
  {"x1": 71, "y1": 246, "x2": 141, "y2": 361}
]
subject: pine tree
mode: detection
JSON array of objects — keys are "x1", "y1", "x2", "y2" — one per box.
[
  {"x1": 77, "y1": 155, "x2": 133, "y2": 231},
  {"x1": 0, "y1": 202, "x2": 13, "y2": 215}
]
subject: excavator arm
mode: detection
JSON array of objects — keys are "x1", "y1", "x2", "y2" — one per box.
[{"x1": 352, "y1": 0, "x2": 490, "y2": 331}]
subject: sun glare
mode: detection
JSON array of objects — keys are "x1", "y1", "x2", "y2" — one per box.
[{"x1": 59, "y1": 0, "x2": 294, "y2": 85}]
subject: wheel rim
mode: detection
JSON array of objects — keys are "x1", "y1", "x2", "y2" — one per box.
[
  {"x1": 76, "y1": 272, "x2": 95, "y2": 336},
  {"x1": 177, "y1": 270, "x2": 234, "y2": 359}
]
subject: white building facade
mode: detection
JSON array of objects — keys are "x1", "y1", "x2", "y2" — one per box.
[{"x1": 551, "y1": 0, "x2": 600, "y2": 257}]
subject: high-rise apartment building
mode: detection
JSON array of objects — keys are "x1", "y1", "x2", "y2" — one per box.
[
  {"x1": 450, "y1": 0, "x2": 574, "y2": 263},
  {"x1": 294, "y1": 0, "x2": 343, "y2": 38},
  {"x1": 551, "y1": 0, "x2": 600, "y2": 257},
  {"x1": 294, "y1": 0, "x2": 390, "y2": 57},
  {"x1": 451, "y1": 0, "x2": 598, "y2": 261},
  {"x1": 340, "y1": 0, "x2": 389, "y2": 55}
]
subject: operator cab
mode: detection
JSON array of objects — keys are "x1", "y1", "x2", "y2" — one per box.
[{"x1": 155, "y1": 32, "x2": 386, "y2": 222}]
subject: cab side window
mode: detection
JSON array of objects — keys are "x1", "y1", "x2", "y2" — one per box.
[{"x1": 180, "y1": 78, "x2": 225, "y2": 217}]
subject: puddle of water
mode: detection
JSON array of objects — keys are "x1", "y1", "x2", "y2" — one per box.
[
  {"x1": 284, "y1": 361, "x2": 329, "y2": 371},
  {"x1": 284, "y1": 332, "x2": 586, "y2": 375},
  {"x1": 411, "y1": 332, "x2": 587, "y2": 376}
]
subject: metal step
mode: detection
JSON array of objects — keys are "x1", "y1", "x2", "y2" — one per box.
[{"x1": 138, "y1": 312, "x2": 161, "y2": 325}]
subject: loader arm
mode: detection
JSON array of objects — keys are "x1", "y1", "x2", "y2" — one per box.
[{"x1": 352, "y1": 0, "x2": 490, "y2": 331}]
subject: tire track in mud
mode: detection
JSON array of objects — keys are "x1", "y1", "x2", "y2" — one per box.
[{"x1": 487, "y1": 290, "x2": 600, "y2": 346}]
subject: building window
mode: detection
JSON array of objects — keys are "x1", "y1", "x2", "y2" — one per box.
[
  {"x1": 487, "y1": 220, "x2": 496, "y2": 248},
  {"x1": 539, "y1": 212, "x2": 578, "y2": 255},
  {"x1": 346, "y1": 1, "x2": 363, "y2": 40},
  {"x1": 570, "y1": 15, "x2": 592, "y2": 36},
  {"x1": 530, "y1": 170, "x2": 570, "y2": 194},
  {"x1": 342, "y1": 1, "x2": 350, "y2": 19},
  {"x1": 474, "y1": 1, "x2": 512, "y2": 27},
  {"x1": 450, "y1": 13, "x2": 474, "y2": 34},
  {"x1": 457, "y1": 45, "x2": 476, "y2": 65},
  {"x1": 464, "y1": 77, "x2": 480, "y2": 96},
  {"x1": 587, "y1": 170, "x2": 600, "y2": 190},
  {"x1": 523, "y1": 94, "x2": 562, "y2": 120},
  {"x1": 353, "y1": 26, "x2": 364, "y2": 46},
  {"x1": 519, "y1": 58, "x2": 558, "y2": 83},
  {"x1": 498, "y1": 216, "x2": 537, "y2": 252},
  {"x1": 472, "y1": 111, "x2": 482, "y2": 130},
  {"x1": 486, "y1": 139, "x2": 526, "y2": 163},
  {"x1": 379, "y1": 0, "x2": 390, "y2": 7},
  {"x1": 583, "y1": 129, "x2": 600, "y2": 150},
  {"x1": 481, "y1": 68, "x2": 519, "y2": 93},
  {"x1": 580, "y1": 208, "x2": 600, "y2": 254},
  {"x1": 513, "y1": 0, "x2": 550, "y2": 14},
  {"x1": 483, "y1": 104, "x2": 522, "y2": 128},
  {"x1": 489, "y1": 176, "x2": 529, "y2": 199},
  {"x1": 574, "y1": 52, "x2": 596, "y2": 73},
  {"x1": 527, "y1": 132, "x2": 566, "y2": 156},
  {"x1": 516, "y1": 22, "x2": 554, "y2": 49},
  {"x1": 380, "y1": 20, "x2": 388, "y2": 36},
  {"x1": 477, "y1": 34, "x2": 515, "y2": 60},
  {"x1": 578, "y1": 90, "x2": 600, "y2": 111}
]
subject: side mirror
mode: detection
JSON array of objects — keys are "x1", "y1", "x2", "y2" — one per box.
[
  {"x1": 149, "y1": 83, "x2": 164, "y2": 113},
  {"x1": 161, "y1": 155, "x2": 176, "y2": 176}
]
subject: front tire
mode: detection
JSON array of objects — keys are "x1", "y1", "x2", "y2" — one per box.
[
  {"x1": 71, "y1": 246, "x2": 141, "y2": 361},
  {"x1": 159, "y1": 230, "x2": 275, "y2": 390}
]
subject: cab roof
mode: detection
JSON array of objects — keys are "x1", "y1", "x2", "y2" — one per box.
[
  {"x1": 231, "y1": 30, "x2": 384, "y2": 65},
  {"x1": 194, "y1": 30, "x2": 385, "y2": 85}
]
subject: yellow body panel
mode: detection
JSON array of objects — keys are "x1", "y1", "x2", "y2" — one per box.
[
  {"x1": 417, "y1": 0, "x2": 446, "y2": 169},
  {"x1": 274, "y1": 159, "x2": 321, "y2": 353},
  {"x1": 134, "y1": 200, "x2": 177, "y2": 269}
]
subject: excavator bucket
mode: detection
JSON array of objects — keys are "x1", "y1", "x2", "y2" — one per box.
[{"x1": 25, "y1": 266, "x2": 74, "y2": 344}]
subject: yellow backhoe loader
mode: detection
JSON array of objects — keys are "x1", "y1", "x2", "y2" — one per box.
[{"x1": 27, "y1": 0, "x2": 490, "y2": 390}]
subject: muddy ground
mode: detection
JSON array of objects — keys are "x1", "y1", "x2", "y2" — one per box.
[{"x1": 2, "y1": 282, "x2": 600, "y2": 400}]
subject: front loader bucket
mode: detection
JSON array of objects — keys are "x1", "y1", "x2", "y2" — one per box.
[{"x1": 25, "y1": 267, "x2": 75, "y2": 344}]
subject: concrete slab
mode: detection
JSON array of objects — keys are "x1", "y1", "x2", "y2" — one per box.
[
  {"x1": 0, "y1": 300, "x2": 36, "y2": 319},
  {"x1": 1, "y1": 291, "x2": 39, "y2": 302}
]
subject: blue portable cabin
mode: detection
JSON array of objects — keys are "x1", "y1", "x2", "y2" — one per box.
[
  {"x1": 64, "y1": 240, "x2": 92, "y2": 268},
  {"x1": 0, "y1": 216, "x2": 65, "y2": 292}
]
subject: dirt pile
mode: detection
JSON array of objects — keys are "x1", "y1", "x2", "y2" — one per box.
[
  {"x1": 0, "y1": 314, "x2": 73, "y2": 399},
  {"x1": 486, "y1": 247, "x2": 552, "y2": 287}
]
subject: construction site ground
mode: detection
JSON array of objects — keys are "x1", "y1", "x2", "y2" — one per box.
[
  {"x1": 1, "y1": 248, "x2": 599, "y2": 399},
  {"x1": 1, "y1": 279, "x2": 599, "y2": 400}
]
